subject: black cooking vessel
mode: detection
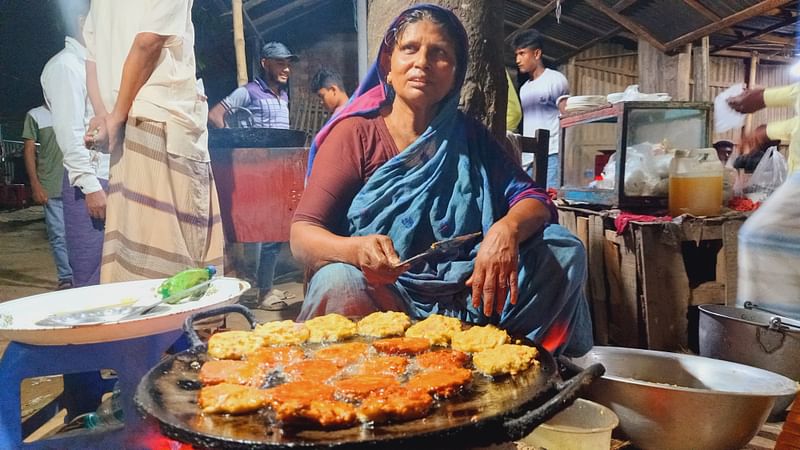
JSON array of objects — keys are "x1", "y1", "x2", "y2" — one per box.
[{"x1": 135, "y1": 305, "x2": 604, "y2": 449}]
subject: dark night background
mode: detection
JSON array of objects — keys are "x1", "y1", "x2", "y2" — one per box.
[{"x1": 0, "y1": 0, "x2": 356, "y2": 139}]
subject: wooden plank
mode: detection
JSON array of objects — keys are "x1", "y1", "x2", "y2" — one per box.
[
  {"x1": 232, "y1": 0, "x2": 248, "y2": 87},
  {"x1": 587, "y1": 0, "x2": 666, "y2": 52},
  {"x1": 713, "y1": 49, "x2": 790, "y2": 63},
  {"x1": 588, "y1": 215, "x2": 609, "y2": 345},
  {"x1": 554, "y1": 27, "x2": 625, "y2": 65},
  {"x1": 690, "y1": 281, "x2": 725, "y2": 306},
  {"x1": 722, "y1": 220, "x2": 743, "y2": 306},
  {"x1": 745, "y1": 52, "x2": 759, "y2": 133},
  {"x1": 664, "y1": 0, "x2": 793, "y2": 51},
  {"x1": 612, "y1": 0, "x2": 638, "y2": 12},
  {"x1": 712, "y1": 15, "x2": 800, "y2": 53},
  {"x1": 634, "y1": 224, "x2": 690, "y2": 350},
  {"x1": 693, "y1": 36, "x2": 710, "y2": 102},
  {"x1": 682, "y1": 0, "x2": 720, "y2": 22},
  {"x1": 638, "y1": 39, "x2": 691, "y2": 101},
  {"x1": 505, "y1": 0, "x2": 560, "y2": 43},
  {"x1": 574, "y1": 61, "x2": 637, "y2": 78},
  {"x1": 603, "y1": 229, "x2": 641, "y2": 347},
  {"x1": 676, "y1": 44, "x2": 693, "y2": 101},
  {"x1": 576, "y1": 217, "x2": 590, "y2": 250}
]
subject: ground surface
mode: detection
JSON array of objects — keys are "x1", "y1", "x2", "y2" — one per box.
[{"x1": 0, "y1": 206, "x2": 785, "y2": 448}]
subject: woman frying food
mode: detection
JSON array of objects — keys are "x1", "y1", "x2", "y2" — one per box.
[{"x1": 291, "y1": 4, "x2": 592, "y2": 356}]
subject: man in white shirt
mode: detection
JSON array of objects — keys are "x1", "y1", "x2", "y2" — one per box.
[
  {"x1": 41, "y1": 0, "x2": 109, "y2": 287},
  {"x1": 512, "y1": 29, "x2": 569, "y2": 189},
  {"x1": 84, "y1": 0, "x2": 224, "y2": 282}
]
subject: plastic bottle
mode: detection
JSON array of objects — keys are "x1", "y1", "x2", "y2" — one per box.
[
  {"x1": 158, "y1": 265, "x2": 217, "y2": 303},
  {"x1": 668, "y1": 148, "x2": 723, "y2": 216},
  {"x1": 84, "y1": 381, "x2": 124, "y2": 430}
]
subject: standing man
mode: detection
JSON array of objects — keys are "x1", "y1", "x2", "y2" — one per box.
[
  {"x1": 21, "y1": 105, "x2": 73, "y2": 289},
  {"x1": 310, "y1": 68, "x2": 349, "y2": 115},
  {"x1": 41, "y1": 0, "x2": 109, "y2": 288},
  {"x1": 512, "y1": 29, "x2": 569, "y2": 189},
  {"x1": 83, "y1": 0, "x2": 224, "y2": 282},
  {"x1": 209, "y1": 42, "x2": 298, "y2": 309}
]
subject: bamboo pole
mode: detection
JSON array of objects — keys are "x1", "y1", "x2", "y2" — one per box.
[
  {"x1": 232, "y1": 0, "x2": 248, "y2": 87},
  {"x1": 744, "y1": 51, "x2": 759, "y2": 134}
]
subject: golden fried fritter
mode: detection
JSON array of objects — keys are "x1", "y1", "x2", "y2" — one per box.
[
  {"x1": 273, "y1": 399, "x2": 358, "y2": 428},
  {"x1": 405, "y1": 314, "x2": 462, "y2": 346},
  {"x1": 333, "y1": 375, "x2": 400, "y2": 401},
  {"x1": 245, "y1": 346, "x2": 305, "y2": 369},
  {"x1": 207, "y1": 331, "x2": 264, "y2": 360},
  {"x1": 304, "y1": 314, "x2": 357, "y2": 342},
  {"x1": 254, "y1": 320, "x2": 310, "y2": 345},
  {"x1": 283, "y1": 359, "x2": 340, "y2": 383},
  {"x1": 313, "y1": 342, "x2": 370, "y2": 367},
  {"x1": 264, "y1": 381, "x2": 336, "y2": 405},
  {"x1": 472, "y1": 344, "x2": 539, "y2": 376},
  {"x1": 198, "y1": 383, "x2": 269, "y2": 414},
  {"x1": 357, "y1": 311, "x2": 412, "y2": 338},
  {"x1": 372, "y1": 337, "x2": 431, "y2": 355},
  {"x1": 356, "y1": 356, "x2": 409, "y2": 376},
  {"x1": 415, "y1": 349, "x2": 470, "y2": 370},
  {"x1": 356, "y1": 386, "x2": 433, "y2": 424},
  {"x1": 199, "y1": 360, "x2": 269, "y2": 387},
  {"x1": 407, "y1": 367, "x2": 472, "y2": 398},
  {"x1": 450, "y1": 325, "x2": 510, "y2": 353}
]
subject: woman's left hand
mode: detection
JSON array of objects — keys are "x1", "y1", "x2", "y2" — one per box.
[
  {"x1": 105, "y1": 112, "x2": 127, "y2": 154},
  {"x1": 466, "y1": 221, "x2": 519, "y2": 317}
]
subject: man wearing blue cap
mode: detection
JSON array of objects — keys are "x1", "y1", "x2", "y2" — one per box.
[{"x1": 209, "y1": 41, "x2": 298, "y2": 309}]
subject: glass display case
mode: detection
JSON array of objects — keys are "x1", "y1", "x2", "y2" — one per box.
[{"x1": 559, "y1": 101, "x2": 712, "y2": 208}]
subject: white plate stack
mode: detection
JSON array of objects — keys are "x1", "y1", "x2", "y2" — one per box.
[{"x1": 564, "y1": 95, "x2": 608, "y2": 112}]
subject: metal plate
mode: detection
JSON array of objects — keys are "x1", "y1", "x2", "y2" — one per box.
[
  {"x1": 136, "y1": 334, "x2": 562, "y2": 450},
  {"x1": 0, "y1": 277, "x2": 249, "y2": 345}
]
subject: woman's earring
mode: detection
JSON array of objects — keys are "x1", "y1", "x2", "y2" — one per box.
[{"x1": 386, "y1": 75, "x2": 392, "y2": 86}]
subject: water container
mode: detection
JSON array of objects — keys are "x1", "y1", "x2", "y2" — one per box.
[{"x1": 668, "y1": 148, "x2": 723, "y2": 216}]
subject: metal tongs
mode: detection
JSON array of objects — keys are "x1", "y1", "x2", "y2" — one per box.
[
  {"x1": 35, "y1": 279, "x2": 215, "y2": 327},
  {"x1": 395, "y1": 231, "x2": 482, "y2": 268}
]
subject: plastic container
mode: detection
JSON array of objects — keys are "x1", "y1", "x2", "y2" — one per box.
[
  {"x1": 522, "y1": 398, "x2": 619, "y2": 450},
  {"x1": 158, "y1": 265, "x2": 216, "y2": 303},
  {"x1": 668, "y1": 148, "x2": 723, "y2": 216}
]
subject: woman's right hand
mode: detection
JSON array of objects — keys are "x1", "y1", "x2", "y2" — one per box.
[
  {"x1": 727, "y1": 88, "x2": 766, "y2": 114},
  {"x1": 349, "y1": 234, "x2": 408, "y2": 285}
]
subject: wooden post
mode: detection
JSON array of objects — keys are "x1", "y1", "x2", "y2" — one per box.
[
  {"x1": 232, "y1": 0, "x2": 248, "y2": 87},
  {"x1": 638, "y1": 39, "x2": 692, "y2": 100},
  {"x1": 692, "y1": 37, "x2": 710, "y2": 102},
  {"x1": 744, "y1": 51, "x2": 759, "y2": 133}
]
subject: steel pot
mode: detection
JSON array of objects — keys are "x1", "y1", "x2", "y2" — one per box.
[
  {"x1": 570, "y1": 346, "x2": 798, "y2": 450},
  {"x1": 698, "y1": 303, "x2": 800, "y2": 416}
]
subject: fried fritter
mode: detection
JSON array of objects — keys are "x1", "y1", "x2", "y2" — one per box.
[
  {"x1": 273, "y1": 399, "x2": 358, "y2": 428},
  {"x1": 245, "y1": 346, "x2": 305, "y2": 369},
  {"x1": 472, "y1": 344, "x2": 539, "y2": 376},
  {"x1": 283, "y1": 359, "x2": 340, "y2": 383},
  {"x1": 357, "y1": 311, "x2": 412, "y2": 338},
  {"x1": 198, "y1": 383, "x2": 269, "y2": 414},
  {"x1": 356, "y1": 386, "x2": 433, "y2": 424},
  {"x1": 333, "y1": 375, "x2": 400, "y2": 401},
  {"x1": 254, "y1": 320, "x2": 310, "y2": 345},
  {"x1": 372, "y1": 337, "x2": 431, "y2": 355},
  {"x1": 405, "y1": 314, "x2": 462, "y2": 346},
  {"x1": 415, "y1": 349, "x2": 470, "y2": 370},
  {"x1": 355, "y1": 355, "x2": 409, "y2": 376},
  {"x1": 304, "y1": 314, "x2": 357, "y2": 342},
  {"x1": 313, "y1": 342, "x2": 370, "y2": 367},
  {"x1": 450, "y1": 325, "x2": 510, "y2": 353},
  {"x1": 207, "y1": 331, "x2": 264, "y2": 360},
  {"x1": 199, "y1": 360, "x2": 269, "y2": 386},
  {"x1": 264, "y1": 381, "x2": 336, "y2": 405},
  {"x1": 407, "y1": 367, "x2": 472, "y2": 398}
]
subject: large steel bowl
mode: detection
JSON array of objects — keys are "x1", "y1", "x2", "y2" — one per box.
[{"x1": 571, "y1": 346, "x2": 798, "y2": 450}]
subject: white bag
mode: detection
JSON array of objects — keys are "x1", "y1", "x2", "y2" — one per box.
[{"x1": 714, "y1": 83, "x2": 746, "y2": 133}]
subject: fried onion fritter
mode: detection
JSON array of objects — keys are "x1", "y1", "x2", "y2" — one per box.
[
  {"x1": 356, "y1": 386, "x2": 433, "y2": 424},
  {"x1": 372, "y1": 337, "x2": 431, "y2": 355},
  {"x1": 355, "y1": 355, "x2": 409, "y2": 376},
  {"x1": 332, "y1": 375, "x2": 400, "y2": 401},
  {"x1": 198, "y1": 383, "x2": 269, "y2": 414},
  {"x1": 283, "y1": 359, "x2": 340, "y2": 383},
  {"x1": 199, "y1": 360, "x2": 268, "y2": 386},
  {"x1": 207, "y1": 331, "x2": 264, "y2": 360},
  {"x1": 245, "y1": 346, "x2": 305, "y2": 369},
  {"x1": 407, "y1": 367, "x2": 472, "y2": 398},
  {"x1": 304, "y1": 314, "x2": 357, "y2": 343},
  {"x1": 254, "y1": 320, "x2": 310, "y2": 345},
  {"x1": 313, "y1": 342, "x2": 370, "y2": 367},
  {"x1": 472, "y1": 344, "x2": 539, "y2": 376},
  {"x1": 273, "y1": 399, "x2": 357, "y2": 428},
  {"x1": 404, "y1": 314, "x2": 462, "y2": 346},
  {"x1": 415, "y1": 349, "x2": 470, "y2": 370},
  {"x1": 357, "y1": 311, "x2": 412, "y2": 338},
  {"x1": 450, "y1": 325, "x2": 510, "y2": 353}
]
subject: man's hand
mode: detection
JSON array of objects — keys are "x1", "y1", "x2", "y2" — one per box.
[
  {"x1": 466, "y1": 221, "x2": 519, "y2": 317},
  {"x1": 85, "y1": 190, "x2": 107, "y2": 220},
  {"x1": 740, "y1": 124, "x2": 770, "y2": 156},
  {"x1": 728, "y1": 88, "x2": 766, "y2": 114},
  {"x1": 84, "y1": 115, "x2": 108, "y2": 152},
  {"x1": 105, "y1": 112, "x2": 127, "y2": 154},
  {"x1": 349, "y1": 234, "x2": 407, "y2": 285},
  {"x1": 31, "y1": 183, "x2": 48, "y2": 205}
]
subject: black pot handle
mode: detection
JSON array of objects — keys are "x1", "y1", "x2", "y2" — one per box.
[
  {"x1": 182, "y1": 304, "x2": 259, "y2": 349},
  {"x1": 500, "y1": 362, "x2": 605, "y2": 441}
]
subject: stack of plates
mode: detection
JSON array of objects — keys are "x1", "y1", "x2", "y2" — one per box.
[{"x1": 565, "y1": 95, "x2": 608, "y2": 112}]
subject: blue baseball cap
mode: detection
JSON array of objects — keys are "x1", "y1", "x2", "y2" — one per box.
[{"x1": 260, "y1": 41, "x2": 298, "y2": 61}]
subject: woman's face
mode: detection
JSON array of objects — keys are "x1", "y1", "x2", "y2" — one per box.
[{"x1": 387, "y1": 20, "x2": 458, "y2": 112}]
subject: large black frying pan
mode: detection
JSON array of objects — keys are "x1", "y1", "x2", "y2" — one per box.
[{"x1": 135, "y1": 305, "x2": 604, "y2": 449}]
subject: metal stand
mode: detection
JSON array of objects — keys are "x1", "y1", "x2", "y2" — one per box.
[{"x1": 0, "y1": 330, "x2": 183, "y2": 449}]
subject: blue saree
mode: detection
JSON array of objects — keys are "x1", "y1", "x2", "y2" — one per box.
[{"x1": 299, "y1": 4, "x2": 592, "y2": 356}]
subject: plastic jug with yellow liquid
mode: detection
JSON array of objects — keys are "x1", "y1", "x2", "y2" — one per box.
[{"x1": 668, "y1": 148, "x2": 723, "y2": 216}]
